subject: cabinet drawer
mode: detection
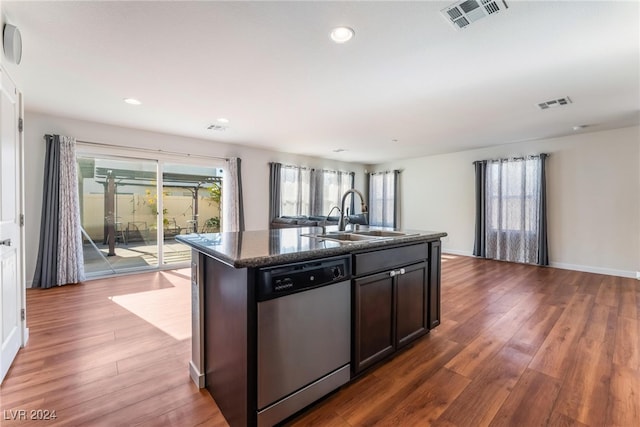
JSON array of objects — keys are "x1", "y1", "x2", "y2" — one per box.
[{"x1": 353, "y1": 243, "x2": 428, "y2": 276}]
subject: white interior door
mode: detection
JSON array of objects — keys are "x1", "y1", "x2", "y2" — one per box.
[{"x1": 0, "y1": 68, "x2": 24, "y2": 384}]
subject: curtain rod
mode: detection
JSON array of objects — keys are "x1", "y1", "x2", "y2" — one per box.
[
  {"x1": 277, "y1": 163, "x2": 355, "y2": 175},
  {"x1": 367, "y1": 169, "x2": 402, "y2": 175},
  {"x1": 74, "y1": 139, "x2": 229, "y2": 161},
  {"x1": 472, "y1": 153, "x2": 549, "y2": 165}
]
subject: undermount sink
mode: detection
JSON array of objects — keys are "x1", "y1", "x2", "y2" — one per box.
[
  {"x1": 352, "y1": 230, "x2": 411, "y2": 237},
  {"x1": 308, "y1": 233, "x2": 382, "y2": 243},
  {"x1": 302, "y1": 229, "x2": 416, "y2": 244}
]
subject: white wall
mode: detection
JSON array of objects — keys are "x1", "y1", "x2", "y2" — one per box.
[
  {"x1": 369, "y1": 126, "x2": 640, "y2": 278},
  {"x1": 23, "y1": 111, "x2": 367, "y2": 284},
  {"x1": 23, "y1": 113, "x2": 640, "y2": 280}
]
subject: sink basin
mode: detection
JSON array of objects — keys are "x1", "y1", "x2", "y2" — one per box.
[
  {"x1": 352, "y1": 230, "x2": 411, "y2": 237},
  {"x1": 301, "y1": 231, "x2": 385, "y2": 244},
  {"x1": 301, "y1": 229, "x2": 417, "y2": 244},
  {"x1": 309, "y1": 233, "x2": 381, "y2": 242}
]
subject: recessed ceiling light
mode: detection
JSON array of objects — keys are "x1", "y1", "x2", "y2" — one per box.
[
  {"x1": 217, "y1": 117, "x2": 229, "y2": 124},
  {"x1": 572, "y1": 125, "x2": 588, "y2": 131},
  {"x1": 330, "y1": 27, "x2": 354, "y2": 43},
  {"x1": 123, "y1": 98, "x2": 142, "y2": 105}
]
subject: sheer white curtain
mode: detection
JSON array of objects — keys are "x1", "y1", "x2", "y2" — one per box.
[
  {"x1": 280, "y1": 165, "x2": 311, "y2": 216},
  {"x1": 319, "y1": 170, "x2": 353, "y2": 216},
  {"x1": 368, "y1": 171, "x2": 398, "y2": 228},
  {"x1": 483, "y1": 155, "x2": 548, "y2": 264},
  {"x1": 222, "y1": 157, "x2": 244, "y2": 232},
  {"x1": 58, "y1": 136, "x2": 85, "y2": 283}
]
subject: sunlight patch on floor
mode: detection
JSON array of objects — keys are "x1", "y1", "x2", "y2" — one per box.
[{"x1": 109, "y1": 275, "x2": 191, "y2": 340}]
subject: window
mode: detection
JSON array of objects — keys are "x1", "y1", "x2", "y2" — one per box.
[
  {"x1": 271, "y1": 163, "x2": 354, "y2": 218},
  {"x1": 280, "y1": 166, "x2": 311, "y2": 216},
  {"x1": 474, "y1": 155, "x2": 548, "y2": 265},
  {"x1": 368, "y1": 171, "x2": 399, "y2": 228},
  {"x1": 319, "y1": 170, "x2": 353, "y2": 216},
  {"x1": 487, "y1": 159, "x2": 539, "y2": 232}
]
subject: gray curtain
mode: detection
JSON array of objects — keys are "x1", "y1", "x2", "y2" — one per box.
[
  {"x1": 236, "y1": 158, "x2": 245, "y2": 232},
  {"x1": 33, "y1": 134, "x2": 85, "y2": 288},
  {"x1": 392, "y1": 170, "x2": 399, "y2": 228},
  {"x1": 268, "y1": 162, "x2": 282, "y2": 221},
  {"x1": 473, "y1": 160, "x2": 487, "y2": 257},
  {"x1": 473, "y1": 154, "x2": 549, "y2": 266},
  {"x1": 348, "y1": 172, "x2": 356, "y2": 216},
  {"x1": 537, "y1": 153, "x2": 549, "y2": 265},
  {"x1": 309, "y1": 169, "x2": 323, "y2": 216},
  {"x1": 32, "y1": 135, "x2": 61, "y2": 288}
]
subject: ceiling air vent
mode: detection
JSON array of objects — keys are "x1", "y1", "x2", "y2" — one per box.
[
  {"x1": 441, "y1": 0, "x2": 508, "y2": 30},
  {"x1": 537, "y1": 97, "x2": 573, "y2": 110},
  {"x1": 207, "y1": 124, "x2": 228, "y2": 131}
]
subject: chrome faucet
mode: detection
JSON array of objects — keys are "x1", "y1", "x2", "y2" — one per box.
[{"x1": 338, "y1": 189, "x2": 368, "y2": 231}]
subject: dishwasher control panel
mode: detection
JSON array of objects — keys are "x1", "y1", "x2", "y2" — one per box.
[{"x1": 257, "y1": 256, "x2": 351, "y2": 301}]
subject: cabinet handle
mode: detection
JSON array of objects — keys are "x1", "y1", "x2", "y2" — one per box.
[
  {"x1": 0, "y1": 239, "x2": 11, "y2": 246},
  {"x1": 389, "y1": 268, "x2": 406, "y2": 277}
]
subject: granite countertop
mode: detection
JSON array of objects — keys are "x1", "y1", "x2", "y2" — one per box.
[{"x1": 176, "y1": 226, "x2": 447, "y2": 268}]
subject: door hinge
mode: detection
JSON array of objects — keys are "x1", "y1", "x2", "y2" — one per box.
[
  {"x1": 21, "y1": 309, "x2": 25, "y2": 321},
  {"x1": 20, "y1": 213, "x2": 24, "y2": 227},
  {"x1": 18, "y1": 117, "x2": 23, "y2": 132}
]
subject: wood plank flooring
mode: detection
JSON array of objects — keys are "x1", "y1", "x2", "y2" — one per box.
[{"x1": 1, "y1": 256, "x2": 638, "y2": 426}]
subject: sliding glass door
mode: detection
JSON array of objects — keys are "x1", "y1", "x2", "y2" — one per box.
[
  {"x1": 77, "y1": 153, "x2": 223, "y2": 277},
  {"x1": 161, "y1": 163, "x2": 222, "y2": 266},
  {"x1": 77, "y1": 156, "x2": 159, "y2": 276}
]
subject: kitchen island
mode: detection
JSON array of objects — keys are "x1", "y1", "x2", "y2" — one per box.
[{"x1": 176, "y1": 226, "x2": 446, "y2": 427}]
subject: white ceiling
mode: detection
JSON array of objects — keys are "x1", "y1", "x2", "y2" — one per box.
[{"x1": 2, "y1": 1, "x2": 639, "y2": 164}]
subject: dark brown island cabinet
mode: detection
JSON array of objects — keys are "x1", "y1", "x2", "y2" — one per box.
[
  {"x1": 352, "y1": 241, "x2": 441, "y2": 374},
  {"x1": 177, "y1": 228, "x2": 445, "y2": 427}
]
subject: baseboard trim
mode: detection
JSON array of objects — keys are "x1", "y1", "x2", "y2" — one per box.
[
  {"x1": 442, "y1": 249, "x2": 473, "y2": 257},
  {"x1": 189, "y1": 360, "x2": 205, "y2": 389},
  {"x1": 549, "y1": 262, "x2": 636, "y2": 279},
  {"x1": 441, "y1": 249, "x2": 636, "y2": 279},
  {"x1": 22, "y1": 327, "x2": 29, "y2": 347}
]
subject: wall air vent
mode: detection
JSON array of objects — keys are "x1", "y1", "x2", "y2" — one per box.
[
  {"x1": 537, "y1": 97, "x2": 573, "y2": 110},
  {"x1": 441, "y1": 0, "x2": 508, "y2": 30},
  {"x1": 207, "y1": 124, "x2": 228, "y2": 131}
]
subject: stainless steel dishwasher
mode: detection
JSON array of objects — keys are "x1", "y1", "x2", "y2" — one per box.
[{"x1": 256, "y1": 255, "x2": 351, "y2": 427}]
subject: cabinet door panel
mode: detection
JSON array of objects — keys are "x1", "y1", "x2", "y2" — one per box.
[
  {"x1": 396, "y1": 262, "x2": 428, "y2": 348},
  {"x1": 353, "y1": 272, "x2": 395, "y2": 373}
]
